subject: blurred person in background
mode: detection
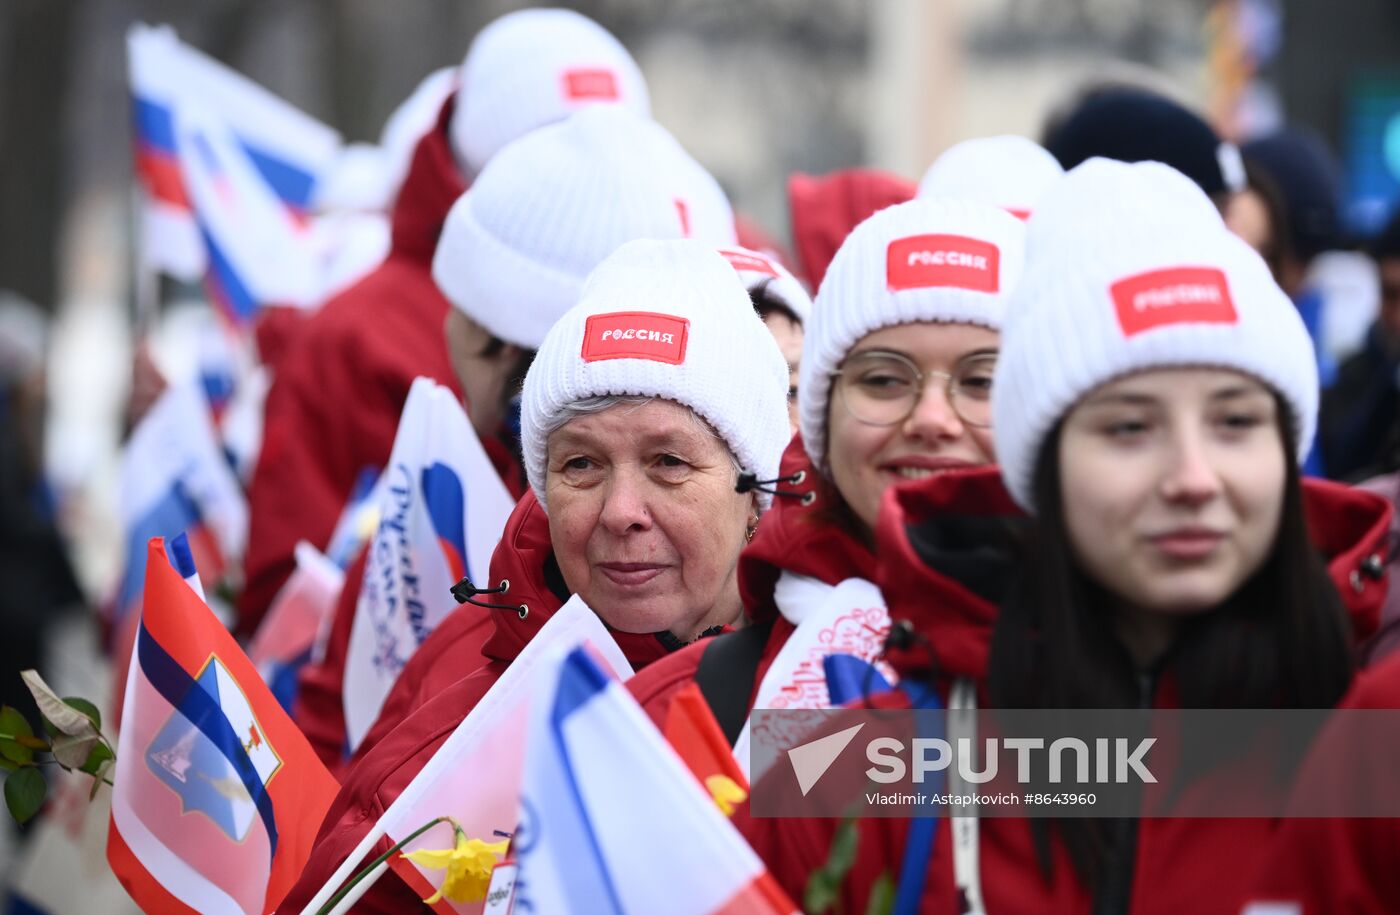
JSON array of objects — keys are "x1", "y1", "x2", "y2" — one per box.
[
  {"x1": 720, "y1": 245, "x2": 813, "y2": 432},
  {"x1": 1319, "y1": 208, "x2": 1400, "y2": 481},
  {"x1": 0, "y1": 294, "x2": 82, "y2": 719},
  {"x1": 1226, "y1": 158, "x2": 1291, "y2": 280},
  {"x1": 238, "y1": 8, "x2": 651, "y2": 638},
  {"x1": 1043, "y1": 87, "x2": 1246, "y2": 211},
  {"x1": 1244, "y1": 127, "x2": 1349, "y2": 396}
]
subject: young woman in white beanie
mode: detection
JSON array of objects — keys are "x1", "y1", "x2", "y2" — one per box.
[
  {"x1": 278, "y1": 239, "x2": 791, "y2": 913},
  {"x1": 627, "y1": 195, "x2": 1027, "y2": 754},
  {"x1": 732, "y1": 159, "x2": 1391, "y2": 915}
]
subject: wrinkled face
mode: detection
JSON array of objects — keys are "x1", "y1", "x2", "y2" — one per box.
[
  {"x1": 545, "y1": 399, "x2": 755, "y2": 639},
  {"x1": 763, "y1": 310, "x2": 804, "y2": 433},
  {"x1": 1058, "y1": 368, "x2": 1287, "y2": 619},
  {"x1": 826, "y1": 322, "x2": 1000, "y2": 536}
]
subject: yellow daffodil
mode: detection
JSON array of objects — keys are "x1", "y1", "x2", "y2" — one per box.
[
  {"x1": 705, "y1": 774, "x2": 748, "y2": 817},
  {"x1": 402, "y1": 829, "x2": 509, "y2": 905}
]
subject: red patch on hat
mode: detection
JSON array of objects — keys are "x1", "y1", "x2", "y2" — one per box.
[
  {"x1": 581, "y1": 312, "x2": 689, "y2": 365},
  {"x1": 720, "y1": 248, "x2": 779, "y2": 277},
  {"x1": 1110, "y1": 266, "x2": 1238, "y2": 337},
  {"x1": 562, "y1": 68, "x2": 619, "y2": 101},
  {"x1": 1005, "y1": 207, "x2": 1032, "y2": 221},
  {"x1": 674, "y1": 199, "x2": 691, "y2": 237},
  {"x1": 886, "y1": 234, "x2": 1000, "y2": 293}
]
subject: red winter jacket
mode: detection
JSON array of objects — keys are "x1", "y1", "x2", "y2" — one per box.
[
  {"x1": 732, "y1": 470, "x2": 1391, "y2": 915},
  {"x1": 238, "y1": 95, "x2": 523, "y2": 637},
  {"x1": 275, "y1": 488, "x2": 700, "y2": 914},
  {"x1": 628, "y1": 433, "x2": 877, "y2": 730},
  {"x1": 788, "y1": 168, "x2": 915, "y2": 289},
  {"x1": 1243, "y1": 647, "x2": 1400, "y2": 914}
]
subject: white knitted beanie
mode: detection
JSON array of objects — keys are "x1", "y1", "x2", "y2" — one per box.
[
  {"x1": 718, "y1": 246, "x2": 812, "y2": 322},
  {"x1": 449, "y1": 8, "x2": 650, "y2": 176},
  {"x1": 917, "y1": 135, "x2": 1065, "y2": 219},
  {"x1": 434, "y1": 107, "x2": 733, "y2": 350},
  {"x1": 992, "y1": 157, "x2": 1318, "y2": 512},
  {"x1": 799, "y1": 196, "x2": 1027, "y2": 469},
  {"x1": 522, "y1": 239, "x2": 791, "y2": 511}
]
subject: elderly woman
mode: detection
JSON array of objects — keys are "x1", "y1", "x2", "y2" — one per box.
[{"x1": 276, "y1": 238, "x2": 791, "y2": 913}]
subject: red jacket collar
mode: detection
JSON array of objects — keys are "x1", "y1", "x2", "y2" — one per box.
[
  {"x1": 875, "y1": 466, "x2": 1021, "y2": 682},
  {"x1": 1302, "y1": 476, "x2": 1392, "y2": 642},
  {"x1": 388, "y1": 94, "x2": 468, "y2": 266},
  {"x1": 874, "y1": 469, "x2": 1394, "y2": 682},
  {"x1": 480, "y1": 490, "x2": 699, "y2": 671},
  {"x1": 738, "y1": 435, "x2": 877, "y2": 624}
]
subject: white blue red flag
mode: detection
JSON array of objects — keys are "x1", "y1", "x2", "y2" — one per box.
[
  {"x1": 126, "y1": 23, "x2": 340, "y2": 282},
  {"x1": 108, "y1": 538, "x2": 339, "y2": 914},
  {"x1": 172, "y1": 103, "x2": 322, "y2": 327},
  {"x1": 342, "y1": 377, "x2": 515, "y2": 751},
  {"x1": 248, "y1": 541, "x2": 345, "y2": 713},
  {"x1": 311, "y1": 597, "x2": 631, "y2": 914},
  {"x1": 513, "y1": 647, "x2": 797, "y2": 914}
]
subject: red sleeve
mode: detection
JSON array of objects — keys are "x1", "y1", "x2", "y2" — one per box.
[
  {"x1": 1245, "y1": 656, "x2": 1400, "y2": 914},
  {"x1": 627, "y1": 639, "x2": 708, "y2": 732}
]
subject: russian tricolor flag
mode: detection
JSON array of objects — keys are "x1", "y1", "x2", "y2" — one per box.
[
  {"x1": 108, "y1": 538, "x2": 339, "y2": 914},
  {"x1": 126, "y1": 23, "x2": 339, "y2": 287},
  {"x1": 514, "y1": 647, "x2": 797, "y2": 914}
]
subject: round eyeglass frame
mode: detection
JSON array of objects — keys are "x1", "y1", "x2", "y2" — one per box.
[{"x1": 829, "y1": 350, "x2": 997, "y2": 429}]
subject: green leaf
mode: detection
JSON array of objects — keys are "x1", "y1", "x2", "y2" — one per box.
[
  {"x1": 21, "y1": 672, "x2": 96, "y2": 738},
  {"x1": 827, "y1": 816, "x2": 860, "y2": 876},
  {"x1": 61, "y1": 698, "x2": 101, "y2": 732},
  {"x1": 0, "y1": 707, "x2": 34, "y2": 765},
  {"x1": 0, "y1": 758, "x2": 19, "y2": 772},
  {"x1": 79, "y1": 742, "x2": 114, "y2": 776},
  {"x1": 51, "y1": 733, "x2": 98, "y2": 769},
  {"x1": 864, "y1": 871, "x2": 895, "y2": 915},
  {"x1": 804, "y1": 871, "x2": 839, "y2": 914},
  {"x1": 5, "y1": 768, "x2": 45, "y2": 823}
]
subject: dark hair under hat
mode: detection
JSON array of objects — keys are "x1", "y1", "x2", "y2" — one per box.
[{"x1": 1044, "y1": 89, "x2": 1238, "y2": 198}]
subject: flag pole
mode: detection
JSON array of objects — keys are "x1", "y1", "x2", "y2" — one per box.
[{"x1": 297, "y1": 821, "x2": 390, "y2": 915}]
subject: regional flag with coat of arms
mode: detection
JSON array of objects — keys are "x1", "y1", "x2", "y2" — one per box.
[
  {"x1": 342, "y1": 376, "x2": 515, "y2": 751},
  {"x1": 108, "y1": 538, "x2": 339, "y2": 914}
]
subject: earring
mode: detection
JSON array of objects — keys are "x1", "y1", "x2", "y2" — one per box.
[{"x1": 744, "y1": 515, "x2": 759, "y2": 543}]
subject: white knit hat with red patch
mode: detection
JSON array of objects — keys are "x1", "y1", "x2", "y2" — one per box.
[
  {"x1": 521, "y1": 239, "x2": 791, "y2": 511},
  {"x1": 917, "y1": 135, "x2": 1065, "y2": 220},
  {"x1": 449, "y1": 8, "x2": 650, "y2": 176},
  {"x1": 718, "y1": 246, "x2": 812, "y2": 322},
  {"x1": 799, "y1": 196, "x2": 1027, "y2": 470},
  {"x1": 992, "y1": 157, "x2": 1317, "y2": 511},
  {"x1": 434, "y1": 107, "x2": 734, "y2": 350}
]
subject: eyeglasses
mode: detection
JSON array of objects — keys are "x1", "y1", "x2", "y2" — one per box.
[{"x1": 830, "y1": 351, "x2": 997, "y2": 429}]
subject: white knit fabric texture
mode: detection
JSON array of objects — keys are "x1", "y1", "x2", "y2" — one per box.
[
  {"x1": 718, "y1": 246, "x2": 812, "y2": 322},
  {"x1": 522, "y1": 239, "x2": 792, "y2": 512},
  {"x1": 917, "y1": 134, "x2": 1065, "y2": 218},
  {"x1": 449, "y1": 8, "x2": 650, "y2": 175},
  {"x1": 434, "y1": 107, "x2": 735, "y2": 350},
  {"x1": 798, "y1": 196, "x2": 1027, "y2": 469},
  {"x1": 992, "y1": 157, "x2": 1318, "y2": 511}
]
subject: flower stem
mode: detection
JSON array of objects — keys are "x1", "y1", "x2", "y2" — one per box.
[{"x1": 313, "y1": 815, "x2": 456, "y2": 915}]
